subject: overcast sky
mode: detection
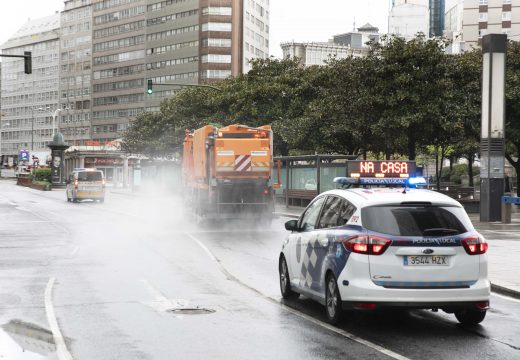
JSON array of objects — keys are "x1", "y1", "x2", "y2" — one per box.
[{"x1": 0, "y1": 0, "x2": 425, "y2": 58}]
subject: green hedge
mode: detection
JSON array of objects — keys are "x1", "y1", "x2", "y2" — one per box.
[
  {"x1": 32, "y1": 180, "x2": 52, "y2": 191},
  {"x1": 32, "y1": 168, "x2": 52, "y2": 182}
]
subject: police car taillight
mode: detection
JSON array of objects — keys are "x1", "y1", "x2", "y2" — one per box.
[
  {"x1": 461, "y1": 236, "x2": 488, "y2": 255},
  {"x1": 343, "y1": 236, "x2": 392, "y2": 255},
  {"x1": 74, "y1": 179, "x2": 78, "y2": 189}
]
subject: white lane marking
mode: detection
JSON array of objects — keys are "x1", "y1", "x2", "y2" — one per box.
[
  {"x1": 139, "y1": 279, "x2": 189, "y2": 314},
  {"x1": 185, "y1": 233, "x2": 217, "y2": 262},
  {"x1": 493, "y1": 292, "x2": 520, "y2": 304},
  {"x1": 186, "y1": 232, "x2": 410, "y2": 360},
  {"x1": 45, "y1": 277, "x2": 73, "y2": 360},
  {"x1": 70, "y1": 247, "x2": 79, "y2": 256}
]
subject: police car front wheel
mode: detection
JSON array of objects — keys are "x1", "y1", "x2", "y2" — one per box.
[{"x1": 325, "y1": 274, "x2": 342, "y2": 325}]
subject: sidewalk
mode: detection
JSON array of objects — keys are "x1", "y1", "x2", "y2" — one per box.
[{"x1": 274, "y1": 204, "x2": 520, "y2": 299}]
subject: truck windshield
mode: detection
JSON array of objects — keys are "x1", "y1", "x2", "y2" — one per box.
[{"x1": 361, "y1": 205, "x2": 473, "y2": 236}]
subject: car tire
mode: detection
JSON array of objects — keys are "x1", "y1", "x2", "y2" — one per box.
[
  {"x1": 279, "y1": 256, "x2": 298, "y2": 299},
  {"x1": 325, "y1": 274, "x2": 342, "y2": 325},
  {"x1": 67, "y1": 197, "x2": 71, "y2": 202},
  {"x1": 455, "y1": 309, "x2": 486, "y2": 326}
]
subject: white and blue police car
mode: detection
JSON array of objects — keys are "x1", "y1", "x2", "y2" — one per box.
[{"x1": 279, "y1": 174, "x2": 490, "y2": 325}]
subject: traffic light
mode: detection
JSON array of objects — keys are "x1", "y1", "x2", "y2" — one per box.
[
  {"x1": 24, "y1": 51, "x2": 32, "y2": 74},
  {"x1": 147, "y1": 79, "x2": 153, "y2": 94}
]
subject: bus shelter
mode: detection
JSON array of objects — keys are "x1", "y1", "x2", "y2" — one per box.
[{"x1": 273, "y1": 155, "x2": 358, "y2": 207}]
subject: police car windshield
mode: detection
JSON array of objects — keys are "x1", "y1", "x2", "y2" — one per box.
[
  {"x1": 77, "y1": 172, "x2": 102, "y2": 181},
  {"x1": 361, "y1": 205, "x2": 472, "y2": 237}
]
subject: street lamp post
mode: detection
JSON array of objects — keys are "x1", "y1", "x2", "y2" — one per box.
[
  {"x1": 480, "y1": 34, "x2": 507, "y2": 222},
  {"x1": 0, "y1": 119, "x2": 9, "y2": 169},
  {"x1": 52, "y1": 108, "x2": 63, "y2": 138},
  {"x1": 31, "y1": 107, "x2": 34, "y2": 151},
  {"x1": 38, "y1": 107, "x2": 65, "y2": 138}
]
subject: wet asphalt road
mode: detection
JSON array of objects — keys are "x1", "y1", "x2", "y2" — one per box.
[{"x1": 0, "y1": 181, "x2": 519, "y2": 360}]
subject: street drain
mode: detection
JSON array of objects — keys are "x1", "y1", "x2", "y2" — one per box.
[{"x1": 167, "y1": 308, "x2": 215, "y2": 315}]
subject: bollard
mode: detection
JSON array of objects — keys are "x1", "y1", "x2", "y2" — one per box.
[{"x1": 501, "y1": 202, "x2": 512, "y2": 224}]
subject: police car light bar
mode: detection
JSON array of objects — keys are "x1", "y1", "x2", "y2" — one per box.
[
  {"x1": 334, "y1": 176, "x2": 427, "y2": 187},
  {"x1": 334, "y1": 177, "x2": 406, "y2": 185},
  {"x1": 405, "y1": 176, "x2": 427, "y2": 188}
]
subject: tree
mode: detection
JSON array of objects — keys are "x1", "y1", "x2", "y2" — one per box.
[
  {"x1": 368, "y1": 35, "x2": 451, "y2": 160},
  {"x1": 446, "y1": 49, "x2": 482, "y2": 187},
  {"x1": 122, "y1": 112, "x2": 181, "y2": 158}
]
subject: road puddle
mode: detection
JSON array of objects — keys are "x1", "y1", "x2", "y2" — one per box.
[{"x1": 0, "y1": 320, "x2": 56, "y2": 359}]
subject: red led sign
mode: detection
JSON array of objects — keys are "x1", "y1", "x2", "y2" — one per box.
[{"x1": 348, "y1": 161, "x2": 416, "y2": 178}]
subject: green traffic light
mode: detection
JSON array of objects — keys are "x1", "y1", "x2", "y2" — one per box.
[
  {"x1": 147, "y1": 89, "x2": 153, "y2": 94},
  {"x1": 147, "y1": 79, "x2": 153, "y2": 94}
]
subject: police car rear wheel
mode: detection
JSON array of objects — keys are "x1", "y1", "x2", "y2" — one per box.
[
  {"x1": 279, "y1": 256, "x2": 298, "y2": 299},
  {"x1": 455, "y1": 309, "x2": 486, "y2": 326},
  {"x1": 325, "y1": 274, "x2": 342, "y2": 325}
]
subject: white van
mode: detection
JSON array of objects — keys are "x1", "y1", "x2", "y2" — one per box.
[{"x1": 66, "y1": 168, "x2": 105, "y2": 203}]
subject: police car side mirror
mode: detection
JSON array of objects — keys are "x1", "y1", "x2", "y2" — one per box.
[{"x1": 285, "y1": 219, "x2": 299, "y2": 232}]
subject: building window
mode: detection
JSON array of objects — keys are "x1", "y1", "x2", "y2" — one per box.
[
  {"x1": 503, "y1": 0, "x2": 512, "y2": 4},
  {"x1": 479, "y1": 12, "x2": 488, "y2": 22},
  {"x1": 502, "y1": 12, "x2": 512, "y2": 21},
  {"x1": 479, "y1": 0, "x2": 488, "y2": 4},
  {"x1": 200, "y1": 70, "x2": 231, "y2": 79},
  {"x1": 502, "y1": 29, "x2": 511, "y2": 36},
  {"x1": 201, "y1": 22, "x2": 232, "y2": 32},
  {"x1": 202, "y1": 7, "x2": 232, "y2": 16},
  {"x1": 201, "y1": 54, "x2": 232, "y2": 63},
  {"x1": 202, "y1": 38, "x2": 232, "y2": 47}
]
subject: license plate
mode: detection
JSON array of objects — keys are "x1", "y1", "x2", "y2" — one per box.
[
  {"x1": 404, "y1": 256, "x2": 449, "y2": 266},
  {"x1": 81, "y1": 186, "x2": 100, "y2": 190}
]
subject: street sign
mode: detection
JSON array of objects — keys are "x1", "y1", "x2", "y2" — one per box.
[{"x1": 19, "y1": 150, "x2": 30, "y2": 162}]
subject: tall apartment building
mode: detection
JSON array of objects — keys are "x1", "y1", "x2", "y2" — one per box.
[
  {"x1": 90, "y1": 0, "x2": 268, "y2": 143},
  {"x1": 444, "y1": 0, "x2": 464, "y2": 53},
  {"x1": 242, "y1": 0, "x2": 270, "y2": 73},
  {"x1": 2, "y1": 0, "x2": 269, "y2": 149},
  {"x1": 60, "y1": 0, "x2": 93, "y2": 146},
  {"x1": 463, "y1": 0, "x2": 518, "y2": 48},
  {"x1": 145, "y1": 0, "x2": 200, "y2": 114},
  {"x1": 0, "y1": 14, "x2": 61, "y2": 159},
  {"x1": 429, "y1": 0, "x2": 446, "y2": 36},
  {"x1": 389, "y1": 0, "x2": 430, "y2": 39},
  {"x1": 91, "y1": 0, "x2": 147, "y2": 142}
]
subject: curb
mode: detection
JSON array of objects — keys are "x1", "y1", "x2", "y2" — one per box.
[{"x1": 491, "y1": 283, "x2": 520, "y2": 300}]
